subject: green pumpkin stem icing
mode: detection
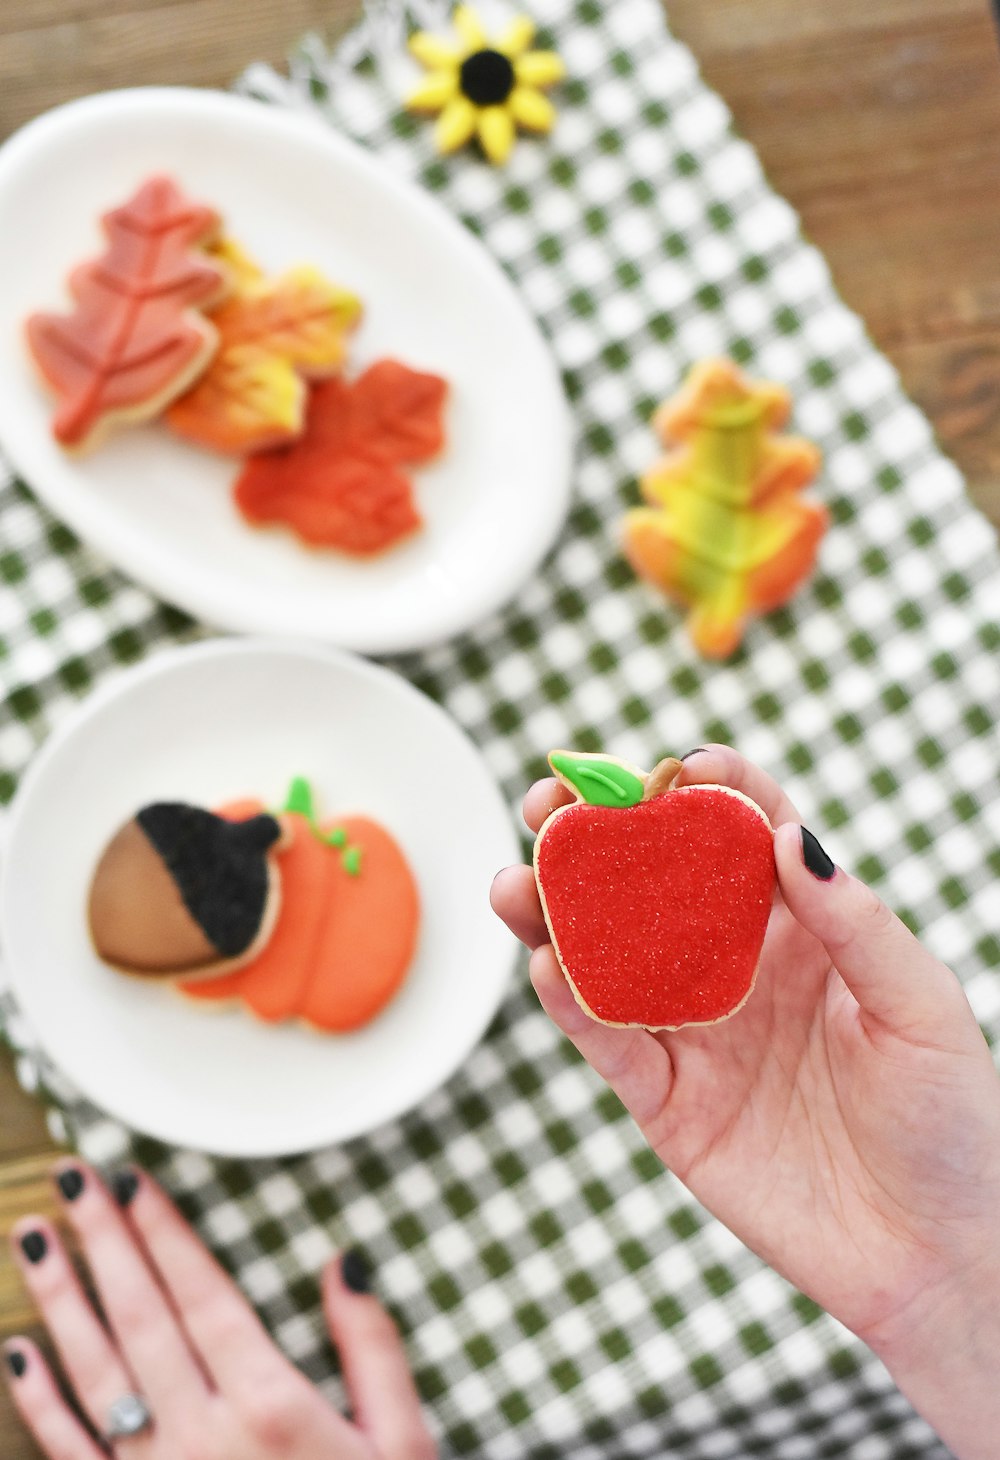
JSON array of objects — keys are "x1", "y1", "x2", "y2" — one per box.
[
  {"x1": 548, "y1": 751, "x2": 645, "y2": 808},
  {"x1": 281, "y1": 777, "x2": 363, "y2": 876},
  {"x1": 284, "y1": 776, "x2": 316, "y2": 819}
]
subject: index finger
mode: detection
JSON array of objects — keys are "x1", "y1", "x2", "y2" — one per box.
[
  {"x1": 675, "y1": 745, "x2": 801, "y2": 828},
  {"x1": 522, "y1": 777, "x2": 573, "y2": 835}
]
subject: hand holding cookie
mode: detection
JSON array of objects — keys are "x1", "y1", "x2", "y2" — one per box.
[{"x1": 492, "y1": 745, "x2": 1000, "y2": 1460}]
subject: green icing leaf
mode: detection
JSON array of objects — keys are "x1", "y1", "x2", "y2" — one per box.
[
  {"x1": 549, "y1": 751, "x2": 645, "y2": 807},
  {"x1": 342, "y1": 845, "x2": 362, "y2": 876}
]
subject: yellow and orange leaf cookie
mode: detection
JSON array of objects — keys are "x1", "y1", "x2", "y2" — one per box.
[
  {"x1": 25, "y1": 175, "x2": 228, "y2": 452},
  {"x1": 167, "y1": 257, "x2": 362, "y2": 453},
  {"x1": 622, "y1": 359, "x2": 828, "y2": 658}
]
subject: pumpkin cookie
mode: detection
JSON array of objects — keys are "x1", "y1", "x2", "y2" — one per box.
[{"x1": 182, "y1": 779, "x2": 420, "y2": 1032}]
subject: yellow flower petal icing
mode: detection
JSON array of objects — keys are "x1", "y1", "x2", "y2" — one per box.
[
  {"x1": 515, "y1": 51, "x2": 567, "y2": 87},
  {"x1": 508, "y1": 86, "x2": 556, "y2": 133},
  {"x1": 408, "y1": 33, "x2": 460, "y2": 70},
  {"x1": 453, "y1": 3, "x2": 487, "y2": 52},
  {"x1": 497, "y1": 16, "x2": 536, "y2": 57},
  {"x1": 435, "y1": 95, "x2": 477, "y2": 152},
  {"x1": 477, "y1": 105, "x2": 516, "y2": 164},
  {"x1": 406, "y1": 71, "x2": 459, "y2": 111}
]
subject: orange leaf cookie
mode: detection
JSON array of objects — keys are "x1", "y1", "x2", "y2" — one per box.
[
  {"x1": 233, "y1": 360, "x2": 449, "y2": 555},
  {"x1": 166, "y1": 258, "x2": 362, "y2": 453},
  {"x1": 25, "y1": 175, "x2": 228, "y2": 452},
  {"x1": 622, "y1": 359, "x2": 828, "y2": 658},
  {"x1": 182, "y1": 779, "x2": 419, "y2": 1033}
]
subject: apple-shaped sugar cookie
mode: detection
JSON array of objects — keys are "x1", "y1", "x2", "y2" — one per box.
[{"x1": 533, "y1": 751, "x2": 776, "y2": 1030}]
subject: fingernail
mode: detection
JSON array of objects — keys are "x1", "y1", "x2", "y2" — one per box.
[
  {"x1": 55, "y1": 1167, "x2": 84, "y2": 1203},
  {"x1": 801, "y1": 827, "x2": 835, "y2": 881},
  {"x1": 341, "y1": 1249, "x2": 370, "y2": 1294},
  {"x1": 20, "y1": 1231, "x2": 47, "y2": 1265},
  {"x1": 680, "y1": 747, "x2": 705, "y2": 761},
  {"x1": 5, "y1": 1349, "x2": 26, "y2": 1379},
  {"x1": 111, "y1": 1170, "x2": 139, "y2": 1209}
]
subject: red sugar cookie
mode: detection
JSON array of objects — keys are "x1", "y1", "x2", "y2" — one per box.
[{"x1": 533, "y1": 751, "x2": 775, "y2": 1030}]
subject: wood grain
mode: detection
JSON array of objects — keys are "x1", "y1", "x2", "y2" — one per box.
[{"x1": 1, "y1": 2, "x2": 999, "y2": 1454}]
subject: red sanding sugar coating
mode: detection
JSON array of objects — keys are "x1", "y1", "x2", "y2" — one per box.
[{"x1": 537, "y1": 788, "x2": 775, "y2": 1026}]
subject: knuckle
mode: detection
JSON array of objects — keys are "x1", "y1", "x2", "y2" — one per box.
[
  {"x1": 242, "y1": 1375, "x2": 304, "y2": 1448},
  {"x1": 855, "y1": 883, "x2": 895, "y2": 938}
]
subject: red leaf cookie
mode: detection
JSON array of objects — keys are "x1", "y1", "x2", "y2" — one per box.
[
  {"x1": 25, "y1": 175, "x2": 227, "y2": 452},
  {"x1": 534, "y1": 751, "x2": 775, "y2": 1030},
  {"x1": 233, "y1": 360, "x2": 449, "y2": 556}
]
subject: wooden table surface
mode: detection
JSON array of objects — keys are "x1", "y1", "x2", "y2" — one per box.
[{"x1": 2, "y1": 1, "x2": 1000, "y2": 1452}]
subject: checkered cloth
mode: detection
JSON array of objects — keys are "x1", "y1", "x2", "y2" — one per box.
[{"x1": 2, "y1": 0, "x2": 999, "y2": 1454}]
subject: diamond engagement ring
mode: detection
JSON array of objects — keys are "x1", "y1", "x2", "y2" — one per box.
[{"x1": 104, "y1": 1393, "x2": 153, "y2": 1442}]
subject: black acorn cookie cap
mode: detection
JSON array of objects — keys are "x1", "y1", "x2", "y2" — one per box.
[{"x1": 137, "y1": 804, "x2": 282, "y2": 958}]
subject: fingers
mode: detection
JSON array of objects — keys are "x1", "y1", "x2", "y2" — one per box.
[
  {"x1": 530, "y1": 945, "x2": 675, "y2": 1136},
  {"x1": 51, "y1": 1163, "x2": 207, "y2": 1412},
  {"x1": 111, "y1": 1168, "x2": 282, "y2": 1398},
  {"x1": 9, "y1": 1217, "x2": 138, "y2": 1437},
  {"x1": 3, "y1": 1339, "x2": 105, "y2": 1460},
  {"x1": 675, "y1": 745, "x2": 801, "y2": 829},
  {"x1": 490, "y1": 864, "x2": 549, "y2": 950},
  {"x1": 322, "y1": 1253, "x2": 435, "y2": 1460},
  {"x1": 522, "y1": 777, "x2": 572, "y2": 834},
  {"x1": 774, "y1": 822, "x2": 979, "y2": 1043}
]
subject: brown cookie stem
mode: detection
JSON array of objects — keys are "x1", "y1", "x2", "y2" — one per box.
[{"x1": 641, "y1": 757, "x2": 683, "y2": 801}]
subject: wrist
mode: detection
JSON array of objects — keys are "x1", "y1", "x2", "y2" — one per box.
[{"x1": 865, "y1": 1258, "x2": 1000, "y2": 1460}]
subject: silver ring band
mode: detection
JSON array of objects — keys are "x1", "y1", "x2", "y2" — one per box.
[{"x1": 104, "y1": 1393, "x2": 153, "y2": 1442}]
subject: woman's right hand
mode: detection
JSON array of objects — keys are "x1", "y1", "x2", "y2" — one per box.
[{"x1": 492, "y1": 744, "x2": 1000, "y2": 1460}]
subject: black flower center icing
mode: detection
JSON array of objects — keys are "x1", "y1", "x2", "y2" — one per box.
[{"x1": 459, "y1": 49, "x2": 516, "y2": 107}]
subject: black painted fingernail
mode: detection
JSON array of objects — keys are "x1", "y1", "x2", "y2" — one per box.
[
  {"x1": 680, "y1": 747, "x2": 706, "y2": 761},
  {"x1": 341, "y1": 1249, "x2": 370, "y2": 1294},
  {"x1": 20, "y1": 1231, "x2": 47, "y2": 1265},
  {"x1": 801, "y1": 827, "x2": 835, "y2": 881},
  {"x1": 56, "y1": 1167, "x2": 84, "y2": 1203},
  {"x1": 111, "y1": 1170, "x2": 139, "y2": 1209},
  {"x1": 5, "y1": 1349, "x2": 26, "y2": 1379}
]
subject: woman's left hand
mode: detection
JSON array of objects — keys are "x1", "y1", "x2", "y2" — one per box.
[{"x1": 4, "y1": 1163, "x2": 436, "y2": 1459}]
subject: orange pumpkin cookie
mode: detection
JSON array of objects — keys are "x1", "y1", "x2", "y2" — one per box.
[
  {"x1": 25, "y1": 176, "x2": 228, "y2": 453},
  {"x1": 182, "y1": 778, "x2": 420, "y2": 1032}
]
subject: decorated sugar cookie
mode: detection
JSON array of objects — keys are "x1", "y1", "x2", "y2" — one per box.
[
  {"x1": 533, "y1": 751, "x2": 775, "y2": 1030},
  {"x1": 25, "y1": 176, "x2": 228, "y2": 452},
  {"x1": 88, "y1": 803, "x2": 285, "y2": 978},
  {"x1": 183, "y1": 779, "x2": 420, "y2": 1033},
  {"x1": 233, "y1": 360, "x2": 449, "y2": 555},
  {"x1": 622, "y1": 359, "x2": 828, "y2": 659},
  {"x1": 166, "y1": 248, "x2": 362, "y2": 454},
  {"x1": 406, "y1": 5, "x2": 565, "y2": 165}
]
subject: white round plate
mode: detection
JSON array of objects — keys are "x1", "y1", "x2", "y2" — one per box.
[
  {"x1": 0, "y1": 88, "x2": 572, "y2": 654},
  {"x1": 0, "y1": 639, "x2": 521, "y2": 1156}
]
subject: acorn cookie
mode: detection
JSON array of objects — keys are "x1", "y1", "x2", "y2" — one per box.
[{"x1": 88, "y1": 803, "x2": 286, "y2": 978}]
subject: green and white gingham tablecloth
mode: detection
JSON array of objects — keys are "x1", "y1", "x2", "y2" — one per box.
[{"x1": 2, "y1": 1, "x2": 1000, "y2": 1454}]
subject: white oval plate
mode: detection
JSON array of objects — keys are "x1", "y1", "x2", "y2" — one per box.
[
  {"x1": 0, "y1": 639, "x2": 520, "y2": 1156},
  {"x1": 0, "y1": 88, "x2": 572, "y2": 654}
]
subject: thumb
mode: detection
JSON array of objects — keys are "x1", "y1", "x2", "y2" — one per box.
[
  {"x1": 322, "y1": 1251, "x2": 435, "y2": 1459},
  {"x1": 774, "y1": 822, "x2": 978, "y2": 1044}
]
